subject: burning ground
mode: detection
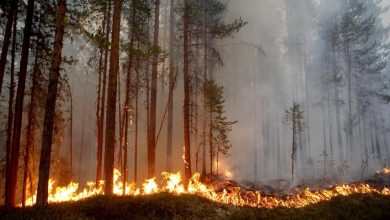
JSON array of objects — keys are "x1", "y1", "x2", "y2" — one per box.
[{"x1": 1, "y1": 169, "x2": 390, "y2": 219}]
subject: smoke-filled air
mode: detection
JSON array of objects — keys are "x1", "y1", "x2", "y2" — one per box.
[{"x1": 1, "y1": 0, "x2": 390, "y2": 218}]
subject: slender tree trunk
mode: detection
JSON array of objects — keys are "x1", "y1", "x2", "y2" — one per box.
[
  {"x1": 96, "y1": 29, "x2": 103, "y2": 179},
  {"x1": 104, "y1": 0, "x2": 121, "y2": 196},
  {"x1": 194, "y1": 34, "x2": 200, "y2": 173},
  {"x1": 201, "y1": 0, "x2": 208, "y2": 177},
  {"x1": 134, "y1": 55, "x2": 140, "y2": 183},
  {"x1": 216, "y1": 151, "x2": 219, "y2": 176},
  {"x1": 4, "y1": 6, "x2": 17, "y2": 206},
  {"x1": 6, "y1": 0, "x2": 35, "y2": 208},
  {"x1": 145, "y1": 18, "x2": 150, "y2": 169},
  {"x1": 362, "y1": 111, "x2": 368, "y2": 161},
  {"x1": 322, "y1": 103, "x2": 327, "y2": 175},
  {"x1": 345, "y1": 33, "x2": 353, "y2": 161},
  {"x1": 97, "y1": 1, "x2": 111, "y2": 186},
  {"x1": 374, "y1": 121, "x2": 382, "y2": 161},
  {"x1": 380, "y1": 111, "x2": 389, "y2": 159},
  {"x1": 327, "y1": 88, "x2": 334, "y2": 164},
  {"x1": 183, "y1": 0, "x2": 192, "y2": 185},
  {"x1": 292, "y1": 120, "x2": 297, "y2": 182},
  {"x1": 78, "y1": 108, "x2": 86, "y2": 182},
  {"x1": 36, "y1": 0, "x2": 67, "y2": 206},
  {"x1": 209, "y1": 112, "x2": 213, "y2": 175},
  {"x1": 332, "y1": 36, "x2": 343, "y2": 163},
  {"x1": 303, "y1": 52, "x2": 311, "y2": 161},
  {"x1": 22, "y1": 32, "x2": 41, "y2": 207},
  {"x1": 0, "y1": 0, "x2": 19, "y2": 94},
  {"x1": 122, "y1": 27, "x2": 134, "y2": 194},
  {"x1": 277, "y1": 125, "x2": 281, "y2": 179},
  {"x1": 166, "y1": 0, "x2": 175, "y2": 173},
  {"x1": 148, "y1": 0, "x2": 160, "y2": 178},
  {"x1": 69, "y1": 87, "x2": 73, "y2": 175},
  {"x1": 117, "y1": 65, "x2": 123, "y2": 169}
]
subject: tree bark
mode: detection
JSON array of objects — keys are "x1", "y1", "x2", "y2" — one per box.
[
  {"x1": 6, "y1": 0, "x2": 35, "y2": 208},
  {"x1": 96, "y1": 21, "x2": 104, "y2": 182},
  {"x1": 183, "y1": 0, "x2": 192, "y2": 185},
  {"x1": 327, "y1": 88, "x2": 334, "y2": 163},
  {"x1": 104, "y1": 0, "x2": 121, "y2": 196},
  {"x1": 96, "y1": 1, "x2": 111, "y2": 186},
  {"x1": 148, "y1": 0, "x2": 160, "y2": 178},
  {"x1": 209, "y1": 112, "x2": 213, "y2": 175},
  {"x1": 134, "y1": 55, "x2": 140, "y2": 183},
  {"x1": 201, "y1": 0, "x2": 208, "y2": 177},
  {"x1": 22, "y1": 27, "x2": 41, "y2": 207},
  {"x1": 4, "y1": 5, "x2": 17, "y2": 206},
  {"x1": 166, "y1": 0, "x2": 175, "y2": 173},
  {"x1": 0, "y1": 0, "x2": 19, "y2": 94},
  {"x1": 36, "y1": 0, "x2": 67, "y2": 206},
  {"x1": 69, "y1": 86, "x2": 73, "y2": 175}
]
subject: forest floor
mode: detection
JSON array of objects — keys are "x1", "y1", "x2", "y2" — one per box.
[{"x1": 1, "y1": 192, "x2": 390, "y2": 220}]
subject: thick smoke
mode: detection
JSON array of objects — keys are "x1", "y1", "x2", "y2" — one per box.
[{"x1": 58, "y1": 0, "x2": 390, "y2": 187}]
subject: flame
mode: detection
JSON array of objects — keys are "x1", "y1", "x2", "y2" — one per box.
[
  {"x1": 23, "y1": 169, "x2": 390, "y2": 208},
  {"x1": 142, "y1": 177, "x2": 159, "y2": 195}
]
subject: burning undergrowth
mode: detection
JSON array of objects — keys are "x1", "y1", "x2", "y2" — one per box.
[{"x1": 19, "y1": 168, "x2": 390, "y2": 209}]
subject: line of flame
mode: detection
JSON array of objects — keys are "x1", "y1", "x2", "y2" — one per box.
[{"x1": 23, "y1": 168, "x2": 390, "y2": 208}]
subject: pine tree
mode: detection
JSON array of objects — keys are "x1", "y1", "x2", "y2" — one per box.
[
  {"x1": 104, "y1": 0, "x2": 122, "y2": 196},
  {"x1": 202, "y1": 80, "x2": 236, "y2": 176},
  {"x1": 36, "y1": 0, "x2": 67, "y2": 206},
  {"x1": 284, "y1": 101, "x2": 305, "y2": 182},
  {"x1": 5, "y1": 0, "x2": 35, "y2": 208}
]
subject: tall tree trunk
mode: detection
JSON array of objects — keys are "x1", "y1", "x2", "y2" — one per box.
[
  {"x1": 194, "y1": 35, "x2": 200, "y2": 173},
  {"x1": 122, "y1": 3, "x2": 137, "y2": 191},
  {"x1": 22, "y1": 31, "x2": 41, "y2": 207},
  {"x1": 69, "y1": 87, "x2": 73, "y2": 175},
  {"x1": 6, "y1": 0, "x2": 35, "y2": 208},
  {"x1": 374, "y1": 120, "x2": 382, "y2": 161},
  {"x1": 201, "y1": 0, "x2": 208, "y2": 177},
  {"x1": 117, "y1": 65, "x2": 123, "y2": 169},
  {"x1": 78, "y1": 109, "x2": 86, "y2": 182},
  {"x1": 134, "y1": 55, "x2": 140, "y2": 183},
  {"x1": 166, "y1": 0, "x2": 175, "y2": 173},
  {"x1": 96, "y1": 1, "x2": 111, "y2": 186},
  {"x1": 104, "y1": 0, "x2": 121, "y2": 196},
  {"x1": 362, "y1": 111, "x2": 368, "y2": 161},
  {"x1": 327, "y1": 89, "x2": 334, "y2": 163},
  {"x1": 209, "y1": 112, "x2": 213, "y2": 175},
  {"x1": 148, "y1": 0, "x2": 160, "y2": 178},
  {"x1": 277, "y1": 125, "x2": 281, "y2": 179},
  {"x1": 0, "y1": 0, "x2": 18, "y2": 94},
  {"x1": 292, "y1": 120, "x2": 297, "y2": 182},
  {"x1": 183, "y1": 0, "x2": 192, "y2": 185},
  {"x1": 216, "y1": 151, "x2": 219, "y2": 176},
  {"x1": 96, "y1": 26, "x2": 104, "y2": 180},
  {"x1": 4, "y1": 6, "x2": 17, "y2": 206},
  {"x1": 344, "y1": 31, "x2": 353, "y2": 161},
  {"x1": 380, "y1": 111, "x2": 389, "y2": 159},
  {"x1": 145, "y1": 19, "x2": 150, "y2": 171},
  {"x1": 331, "y1": 35, "x2": 343, "y2": 163},
  {"x1": 36, "y1": 0, "x2": 67, "y2": 206}
]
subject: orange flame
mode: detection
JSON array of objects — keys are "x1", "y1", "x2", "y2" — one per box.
[{"x1": 23, "y1": 169, "x2": 390, "y2": 208}]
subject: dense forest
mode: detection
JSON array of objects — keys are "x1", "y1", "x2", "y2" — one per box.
[{"x1": 0, "y1": 0, "x2": 389, "y2": 208}]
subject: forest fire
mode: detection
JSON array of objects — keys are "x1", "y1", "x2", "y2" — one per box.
[{"x1": 22, "y1": 169, "x2": 390, "y2": 209}]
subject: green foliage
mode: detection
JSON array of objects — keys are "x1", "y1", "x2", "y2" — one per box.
[
  {"x1": 284, "y1": 101, "x2": 305, "y2": 133},
  {"x1": 203, "y1": 80, "x2": 236, "y2": 158}
]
